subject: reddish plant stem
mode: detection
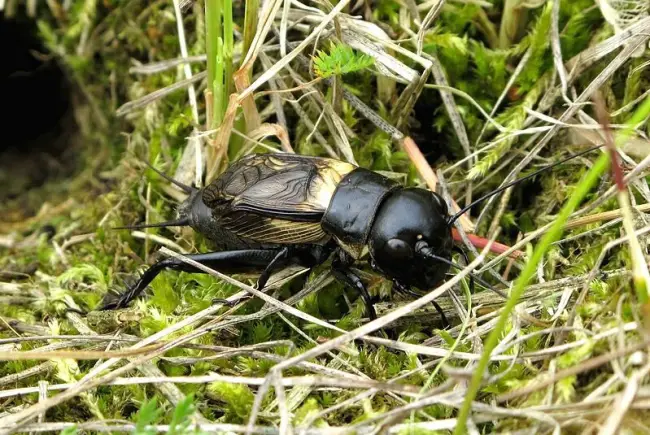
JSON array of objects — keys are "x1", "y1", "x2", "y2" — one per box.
[{"x1": 452, "y1": 228, "x2": 524, "y2": 259}]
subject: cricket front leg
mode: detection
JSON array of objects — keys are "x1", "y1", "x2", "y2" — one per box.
[
  {"x1": 330, "y1": 249, "x2": 377, "y2": 320},
  {"x1": 391, "y1": 279, "x2": 450, "y2": 328},
  {"x1": 255, "y1": 244, "x2": 334, "y2": 290}
]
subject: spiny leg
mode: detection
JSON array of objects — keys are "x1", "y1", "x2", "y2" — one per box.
[
  {"x1": 255, "y1": 247, "x2": 291, "y2": 290},
  {"x1": 392, "y1": 279, "x2": 450, "y2": 329},
  {"x1": 100, "y1": 249, "x2": 284, "y2": 310},
  {"x1": 255, "y1": 244, "x2": 335, "y2": 291},
  {"x1": 331, "y1": 249, "x2": 377, "y2": 321},
  {"x1": 452, "y1": 246, "x2": 476, "y2": 296}
]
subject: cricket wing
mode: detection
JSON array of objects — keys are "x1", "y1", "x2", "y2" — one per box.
[
  {"x1": 219, "y1": 211, "x2": 329, "y2": 244},
  {"x1": 202, "y1": 153, "x2": 355, "y2": 221}
]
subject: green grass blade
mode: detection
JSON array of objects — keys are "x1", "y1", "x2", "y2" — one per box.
[
  {"x1": 215, "y1": 37, "x2": 224, "y2": 127},
  {"x1": 206, "y1": 0, "x2": 222, "y2": 129},
  {"x1": 241, "y1": 0, "x2": 259, "y2": 64},
  {"x1": 454, "y1": 94, "x2": 650, "y2": 434},
  {"x1": 453, "y1": 151, "x2": 611, "y2": 434},
  {"x1": 223, "y1": 0, "x2": 234, "y2": 108}
]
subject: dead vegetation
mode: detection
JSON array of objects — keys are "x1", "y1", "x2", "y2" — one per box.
[{"x1": 1, "y1": 0, "x2": 650, "y2": 433}]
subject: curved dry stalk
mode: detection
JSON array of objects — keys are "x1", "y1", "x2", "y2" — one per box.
[
  {"x1": 496, "y1": 337, "x2": 650, "y2": 403},
  {"x1": 115, "y1": 71, "x2": 207, "y2": 117}
]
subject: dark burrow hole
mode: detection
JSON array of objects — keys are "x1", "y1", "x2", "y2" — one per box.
[{"x1": 0, "y1": 12, "x2": 79, "y2": 201}]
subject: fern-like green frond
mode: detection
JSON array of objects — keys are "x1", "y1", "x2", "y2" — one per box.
[{"x1": 313, "y1": 42, "x2": 374, "y2": 79}]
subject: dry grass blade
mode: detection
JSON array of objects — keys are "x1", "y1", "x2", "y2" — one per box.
[
  {"x1": 238, "y1": 0, "x2": 351, "y2": 100},
  {"x1": 172, "y1": 0, "x2": 200, "y2": 124},
  {"x1": 550, "y1": 0, "x2": 569, "y2": 102},
  {"x1": 0, "y1": 344, "x2": 163, "y2": 361},
  {"x1": 416, "y1": 0, "x2": 445, "y2": 55},
  {"x1": 0, "y1": 363, "x2": 52, "y2": 387},
  {"x1": 427, "y1": 54, "x2": 472, "y2": 162},
  {"x1": 206, "y1": 93, "x2": 240, "y2": 182},
  {"x1": 234, "y1": 66, "x2": 262, "y2": 132},
  {"x1": 238, "y1": 123, "x2": 294, "y2": 154},
  {"x1": 115, "y1": 71, "x2": 207, "y2": 116},
  {"x1": 497, "y1": 338, "x2": 650, "y2": 403},
  {"x1": 341, "y1": 28, "x2": 418, "y2": 82},
  {"x1": 128, "y1": 55, "x2": 208, "y2": 74},
  {"x1": 565, "y1": 15, "x2": 650, "y2": 74}
]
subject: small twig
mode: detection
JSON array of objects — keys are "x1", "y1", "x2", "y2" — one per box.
[{"x1": 115, "y1": 71, "x2": 207, "y2": 116}]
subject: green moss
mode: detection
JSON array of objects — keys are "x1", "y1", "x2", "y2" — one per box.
[
  {"x1": 1, "y1": 0, "x2": 647, "y2": 432},
  {"x1": 206, "y1": 381, "x2": 255, "y2": 420}
]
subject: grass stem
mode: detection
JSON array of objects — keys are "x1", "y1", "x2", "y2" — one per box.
[
  {"x1": 454, "y1": 95, "x2": 650, "y2": 434},
  {"x1": 242, "y1": 0, "x2": 259, "y2": 63},
  {"x1": 223, "y1": 0, "x2": 234, "y2": 108},
  {"x1": 498, "y1": 0, "x2": 528, "y2": 48},
  {"x1": 215, "y1": 37, "x2": 225, "y2": 127},
  {"x1": 205, "y1": 0, "x2": 223, "y2": 129},
  {"x1": 453, "y1": 151, "x2": 611, "y2": 435}
]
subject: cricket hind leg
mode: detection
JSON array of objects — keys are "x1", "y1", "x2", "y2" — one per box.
[
  {"x1": 100, "y1": 249, "x2": 280, "y2": 310},
  {"x1": 101, "y1": 245, "x2": 333, "y2": 311}
]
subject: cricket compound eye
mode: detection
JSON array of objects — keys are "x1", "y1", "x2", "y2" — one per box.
[{"x1": 385, "y1": 238, "x2": 414, "y2": 259}]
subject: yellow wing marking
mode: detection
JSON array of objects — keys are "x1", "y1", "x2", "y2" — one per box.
[{"x1": 221, "y1": 213, "x2": 329, "y2": 244}]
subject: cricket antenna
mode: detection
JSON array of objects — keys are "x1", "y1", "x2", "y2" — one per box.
[
  {"x1": 112, "y1": 217, "x2": 191, "y2": 231},
  {"x1": 140, "y1": 158, "x2": 197, "y2": 194},
  {"x1": 447, "y1": 144, "x2": 606, "y2": 226}
]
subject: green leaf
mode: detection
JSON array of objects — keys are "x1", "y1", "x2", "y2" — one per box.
[
  {"x1": 313, "y1": 42, "x2": 374, "y2": 79},
  {"x1": 60, "y1": 427, "x2": 78, "y2": 435},
  {"x1": 168, "y1": 394, "x2": 196, "y2": 435},
  {"x1": 293, "y1": 398, "x2": 325, "y2": 427},
  {"x1": 134, "y1": 397, "x2": 163, "y2": 435}
]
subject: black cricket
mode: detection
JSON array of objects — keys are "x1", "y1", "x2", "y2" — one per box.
[{"x1": 102, "y1": 147, "x2": 602, "y2": 321}]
